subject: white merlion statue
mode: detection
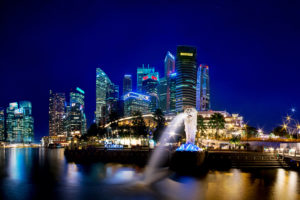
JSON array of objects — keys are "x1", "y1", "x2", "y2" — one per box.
[{"x1": 184, "y1": 107, "x2": 197, "y2": 145}]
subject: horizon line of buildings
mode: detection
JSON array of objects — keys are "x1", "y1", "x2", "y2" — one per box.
[{"x1": 94, "y1": 45, "x2": 210, "y2": 125}]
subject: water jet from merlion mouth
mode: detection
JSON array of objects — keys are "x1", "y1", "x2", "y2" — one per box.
[{"x1": 143, "y1": 107, "x2": 202, "y2": 184}]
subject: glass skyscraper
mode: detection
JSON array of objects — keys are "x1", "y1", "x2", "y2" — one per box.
[
  {"x1": 158, "y1": 77, "x2": 167, "y2": 112},
  {"x1": 136, "y1": 64, "x2": 158, "y2": 93},
  {"x1": 142, "y1": 74, "x2": 159, "y2": 112},
  {"x1": 123, "y1": 74, "x2": 132, "y2": 96},
  {"x1": 196, "y1": 64, "x2": 210, "y2": 111},
  {"x1": 175, "y1": 46, "x2": 197, "y2": 112},
  {"x1": 65, "y1": 87, "x2": 87, "y2": 136},
  {"x1": 49, "y1": 91, "x2": 66, "y2": 136},
  {"x1": 169, "y1": 72, "x2": 177, "y2": 113},
  {"x1": 164, "y1": 51, "x2": 176, "y2": 113},
  {"x1": 96, "y1": 67, "x2": 119, "y2": 125},
  {"x1": 5, "y1": 101, "x2": 34, "y2": 143}
]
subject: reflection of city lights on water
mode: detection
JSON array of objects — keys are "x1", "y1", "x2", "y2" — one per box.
[{"x1": 105, "y1": 167, "x2": 138, "y2": 184}]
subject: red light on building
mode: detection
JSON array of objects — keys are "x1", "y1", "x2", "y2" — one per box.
[
  {"x1": 143, "y1": 76, "x2": 148, "y2": 80},
  {"x1": 151, "y1": 76, "x2": 157, "y2": 80}
]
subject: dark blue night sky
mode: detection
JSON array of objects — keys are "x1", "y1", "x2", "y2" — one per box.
[{"x1": 1, "y1": 0, "x2": 300, "y2": 142}]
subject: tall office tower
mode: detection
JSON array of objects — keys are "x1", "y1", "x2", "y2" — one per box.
[
  {"x1": 19, "y1": 101, "x2": 34, "y2": 143},
  {"x1": 0, "y1": 108, "x2": 5, "y2": 141},
  {"x1": 169, "y1": 72, "x2": 177, "y2": 113},
  {"x1": 164, "y1": 51, "x2": 176, "y2": 113},
  {"x1": 96, "y1": 68, "x2": 111, "y2": 125},
  {"x1": 65, "y1": 87, "x2": 86, "y2": 136},
  {"x1": 49, "y1": 91, "x2": 66, "y2": 136},
  {"x1": 96, "y1": 67, "x2": 119, "y2": 125},
  {"x1": 158, "y1": 77, "x2": 167, "y2": 111},
  {"x1": 165, "y1": 51, "x2": 176, "y2": 78},
  {"x1": 136, "y1": 64, "x2": 158, "y2": 93},
  {"x1": 175, "y1": 46, "x2": 197, "y2": 112},
  {"x1": 5, "y1": 101, "x2": 34, "y2": 143},
  {"x1": 142, "y1": 74, "x2": 159, "y2": 112},
  {"x1": 123, "y1": 75, "x2": 132, "y2": 96},
  {"x1": 107, "y1": 83, "x2": 120, "y2": 115},
  {"x1": 123, "y1": 92, "x2": 151, "y2": 116},
  {"x1": 196, "y1": 65, "x2": 210, "y2": 111}
]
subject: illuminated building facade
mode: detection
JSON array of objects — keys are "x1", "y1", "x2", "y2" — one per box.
[
  {"x1": 164, "y1": 51, "x2": 176, "y2": 113},
  {"x1": 5, "y1": 101, "x2": 34, "y2": 143},
  {"x1": 107, "y1": 83, "x2": 119, "y2": 115},
  {"x1": 123, "y1": 92, "x2": 151, "y2": 116},
  {"x1": 158, "y1": 77, "x2": 167, "y2": 112},
  {"x1": 123, "y1": 74, "x2": 132, "y2": 96},
  {"x1": 0, "y1": 108, "x2": 4, "y2": 141},
  {"x1": 196, "y1": 111, "x2": 244, "y2": 140},
  {"x1": 196, "y1": 64, "x2": 210, "y2": 111},
  {"x1": 142, "y1": 74, "x2": 159, "y2": 112},
  {"x1": 137, "y1": 64, "x2": 158, "y2": 93},
  {"x1": 65, "y1": 88, "x2": 86, "y2": 136},
  {"x1": 175, "y1": 46, "x2": 197, "y2": 112},
  {"x1": 169, "y1": 72, "x2": 177, "y2": 113},
  {"x1": 95, "y1": 67, "x2": 120, "y2": 125},
  {"x1": 49, "y1": 91, "x2": 66, "y2": 136}
]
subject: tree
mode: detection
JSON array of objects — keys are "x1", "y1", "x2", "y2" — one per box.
[
  {"x1": 244, "y1": 125, "x2": 258, "y2": 139},
  {"x1": 108, "y1": 111, "x2": 120, "y2": 134},
  {"x1": 230, "y1": 135, "x2": 241, "y2": 145},
  {"x1": 208, "y1": 113, "x2": 225, "y2": 139},
  {"x1": 153, "y1": 109, "x2": 165, "y2": 141},
  {"x1": 87, "y1": 123, "x2": 99, "y2": 137},
  {"x1": 132, "y1": 111, "x2": 148, "y2": 137},
  {"x1": 272, "y1": 126, "x2": 288, "y2": 138},
  {"x1": 197, "y1": 115, "x2": 206, "y2": 138}
]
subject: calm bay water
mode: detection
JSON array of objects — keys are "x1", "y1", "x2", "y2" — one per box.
[{"x1": 0, "y1": 148, "x2": 299, "y2": 200}]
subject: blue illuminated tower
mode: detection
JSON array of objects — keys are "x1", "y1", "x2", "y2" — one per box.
[
  {"x1": 65, "y1": 87, "x2": 86, "y2": 136},
  {"x1": 123, "y1": 75, "x2": 132, "y2": 96},
  {"x1": 5, "y1": 101, "x2": 34, "y2": 143},
  {"x1": 196, "y1": 64, "x2": 210, "y2": 111},
  {"x1": 175, "y1": 46, "x2": 197, "y2": 112},
  {"x1": 142, "y1": 74, "x2": 159, "y2": 112},
  {"x1": 137, "y1": 64, "x2": 158, "y2": 93}
]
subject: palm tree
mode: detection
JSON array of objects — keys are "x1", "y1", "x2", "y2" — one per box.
[
  {"x1": 197, "y1": 115, "x2": 206, "y2": 139},
  {"x1": 132, "y1": 111, "x2": 147, "y2": 137},
  {"x1": 153, "y1": 109, "x2": 165, "y2": 141},
  {"x1": 208, "y1": 113, "x2": 225, "y2": 139}
]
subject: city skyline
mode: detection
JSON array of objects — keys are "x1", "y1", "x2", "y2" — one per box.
[{"x1": 0, "y1": 0, "x2": 300, "y2": 141}]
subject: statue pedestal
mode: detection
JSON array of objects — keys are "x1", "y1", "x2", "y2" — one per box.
[{"x1": 170, "y1": 151, "x2": 206, "y2": 174}]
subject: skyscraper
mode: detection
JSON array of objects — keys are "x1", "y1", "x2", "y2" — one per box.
[
  {"x1": 158, "y1": 77, "x2": 167, "y2": 111},
  {"x1": 164, "y1": 51, "x2": 176, "y2": 113},
  {"x1": 5, "y1": 101, "x2": 34, "y2": 143},
  {"x1": 142, "y1": 74, "x2": 159, "y2": 112},
  {"x1": 169, "y1": 72, "x2": 177, "y2": 113},
  {"x1": 175, "y1": 46, "x2": 197, "y2": 112},
  {"x1": 65, "y1": 87, "x2": 86, "y2": 136},
  {"x1": 137, "y1": 64, "x2": 158, "y2": 93},
  {"x1": 96, "y1": 68, "x2": 112, "y2": 125},
  {"x1": 196, "y1": 65, "x2": 210, "y2": 111},
  {"x1": 49, "y1": 91, "x2": 66, "y2": 136},
  {"x1": 107, "y1": 83, "x2": 119, "y2": 115},
  {"x1": 96, "y1": 67, "x2": 119, "y2": 125},
  {"x1": 0, "y1": 108, "x2": 5, "y2": 141},
  {"x1": 123, "y1": 75, "x2": 132, "y2": 96},
  {"x1": 123, "y1": 92, "x2": 151, "y2": 116},
  {"x1": 165, "y1": 51, "x2": 176, "y2": 79}
]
